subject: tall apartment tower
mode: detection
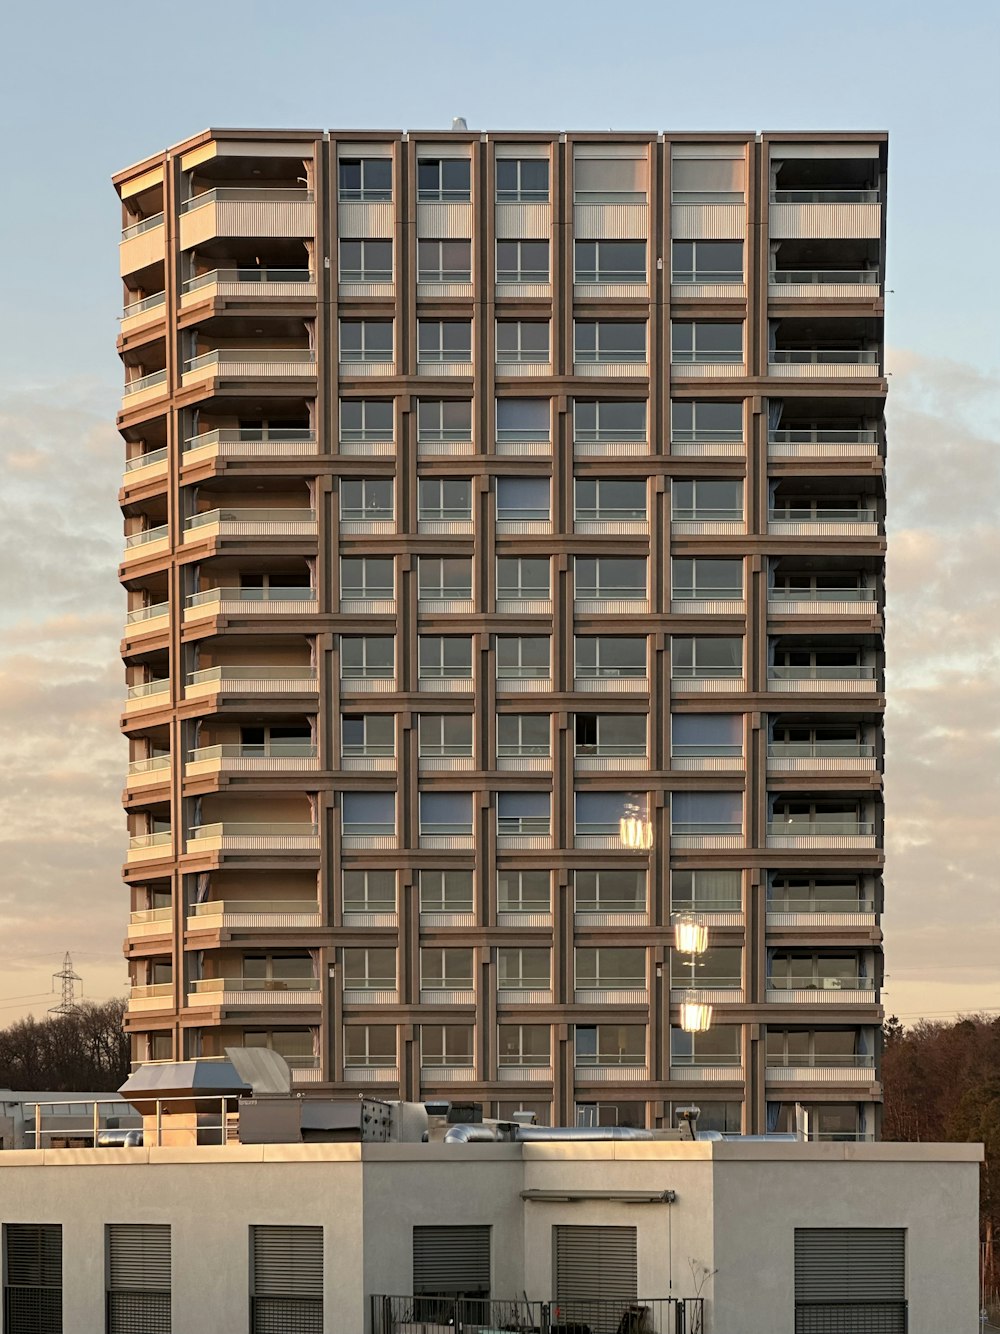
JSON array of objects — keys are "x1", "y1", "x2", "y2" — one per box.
[{"x1": 116, "y1": 128, "x2": 887, "y2": 1137}]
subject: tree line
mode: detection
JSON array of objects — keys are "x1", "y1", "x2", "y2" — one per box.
[{"x1": 0, "y1": 998, "x2": 129, "y2": 1091}]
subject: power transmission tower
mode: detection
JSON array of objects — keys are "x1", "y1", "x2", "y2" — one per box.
[{"x1": 50, "y1": 952, "x2": 82, "y2": 1014}]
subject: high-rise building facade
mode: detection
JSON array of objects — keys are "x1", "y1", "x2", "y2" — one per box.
[{"x1": 116, "y1": 127, "x2": 887, "y2": 1136}]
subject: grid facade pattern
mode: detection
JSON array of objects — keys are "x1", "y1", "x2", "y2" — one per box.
[{"x1": 116, "y1": 127, "x2": 887, "y2": 1134}]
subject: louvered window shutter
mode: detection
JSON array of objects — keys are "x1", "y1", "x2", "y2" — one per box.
[
  {"x1": 250, "y1": 1225, "x2": 323, "y2": 1334},
  {"x1": 794, "y1": 1228, "x2": 906, "y2": 1334},
  {"x1": 554, "y1": 1225, "x2": 638, "y2": 1304},
  {"x1": 4, "y1": 1223, "x2": 63, "y2": 1334},
  {"x1": 106, "y1": 1225, "x2": 171, "y2": 1334},
  {"x1": 412, "y1": 1226, "x2": 491, "y2": 1297}
]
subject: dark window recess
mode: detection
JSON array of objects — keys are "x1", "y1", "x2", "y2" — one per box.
[
  {"x1": 413, "y1": 1225, "x2": 491, "y2": 1299},
  {"x1": 554, "y1": 1225, "x2": 638, "y2": 1308},
  {"x1": 106, "y1": 1224, "x2": 171, "y2": 1334},
  {"x1": 794, "y1": 1228, "x2": 906, "y2": 1334},
  {"x1": 251, "y1": 1225, "x2": 323, "y2": 1334},
  {"x1": 4, "y1": 1224, "x2": 62, "y2": 1334}
]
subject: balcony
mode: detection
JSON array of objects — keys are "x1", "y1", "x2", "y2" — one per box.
[
  {"x1": 496, "y1": 590, "x2": 552, "y2": 617},
  {"x1": 121, "y1": 290, "x2": 166, "y2": 335},
  {"x1": 125, "y1": 755, "x2": 171, "y2": 790},
  {"x1": 768, "y1": 508, "x2": 879, "y2": 537},
  {"x1": 417, "y1": 351, "x2": 472, "y2": 379},
  {"x1": 340, "y1": 352, "x2": 397, "y2": 379},
  {"x1": 575, "y1": 1060, "x2": 650, "y2": 1084},
  {"x1": 419, "y1": 823, "x2": 475, "y2": 851},
  {"x1": 574, "y1": 745, "x2": 648, "y2": 774},
  {"x1": 671, "y1": 668, "x2": 746, "y2": 695},
  {"x1": 120, "y1": 213, "x2": 165, "y2": 276},
  {"x1": 419, "y1": 591, "x2": 475, "y2": 615},
  {"x1": 182, "y1": 508, "x2": 317, "y2": 542},
  {"x1": 184, "y1": 428, "x2": 319, "y2": 464},
  {"x1": 127, "y1": 907, "x2": 172, "y2": 938},
  {"x1": 342, "y1": 745, "x2": 397, "y2": 773},
  {"x1": 187, "y1": 976, "x2": 321, "y2": 1008},
  {"x1": 766, "y1": 978, "x2": 878, "y2": 1005},
  {"x1": 767, "y1": 741, "x2": 878, "y2": 774},
  {"x1": 178, "y1": 188, "x2": 315, "y2": 249},
  {"x1": 765, "y1": 1057, "x2": 877, "y2": 1084},
  {"x1": 122, "y1": 369, "x2": 168, "y2": 407},
  {"x1": 341, "y1": 824, "x2": 398, "y2": 852},
  {"x1": 768, "y1": 588, "x2": 878, "y2": 617},
  {"x1": 769, "y1": 190, "x2": 881, "y2": 240},
  {"x1": 125, "y1": 601, "x2": 169, "y2": 636},
  {"x1": 768, "y1": 349, "x2": 880, "y2": 379},
  {"x1": 669, "y1": 1059, "x2": 745, "y2": 1082},
  {"x1": 768, "y1": 428, "x2": 879, "y2": 460},
  {"x1": 182, "y1": 348, "x2": 317, "y2": 385},
  {"x1": 495, "y1": 354, "x2": 552, "y2": 379},
  {"x1": 184, "y1": 586, "x2": 317, "y2": 622},
  {"x1": 496, "y1": 514, "x2": 554, "y2": 537},
  {"x1": 670, "y1": 745, "x2": 744, "y2": 773},
  {"x1": 766, "y1": 899, "x2": 877, "y2": 928},
  {"x1": 126, "y1": 831, "x2": 172, "y2": 864},
  {"x1": 128, "y1": 983, "x2": 173, "y2": 1014},
  {"x1": 123, "y1": 678, "x2": 170, "y2": 714},
  {"x1": 497, "y1": 983, "x2": 553, "y2": 1006},
  {"x1": 184, "y1": 666, "x2": 318, "y2": 700},
  {"x1": 767, "y1": 666, "x2": 878, "y2": 694},
  {"x1": 122, "y1": 524, "x2": 169, "y2": 563},
  {"x1": 766, "y1": 819, "x2": 877, "y2": 850},
  {"x1": 186, "y1": 899, "x2": 321, "y2": 929},
  {"x1": 671, "y1": 511, "x2": 745, "y2": 538},
  {"x1": 123, "y1": 447, "x2": 168, "y2": 484},
  {"x1": 769, "y1": 268, "x2": 881, "y2": 299},
  {"x1": 185, "y1": 744, "x2": 318, "y2": 777},
  {"x1": 185, "y1": 822, "x2": 320, "y2": 854},
  {"x1": 180, "y1": 268, "x2": 315, "y2": 306},
  {"x1": 670, "y1": 429, "x2": 745, "y2": 460},
  {"x1": 493, "y1": 428, "x2": 551, "y2": 459},
  {"x1": 669, "y1": 905, "x2": 743, "y2": 928},
  {"x1": 417, "y1": 513, "x2": 473, "y2": 536}
]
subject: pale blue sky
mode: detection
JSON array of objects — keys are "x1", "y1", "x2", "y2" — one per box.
[{"x1": 1, "y1": 0, "x2": 998, "y2": 390}]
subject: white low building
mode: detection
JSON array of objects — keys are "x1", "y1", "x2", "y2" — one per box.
[{"x1": 0, "y1": 1137, "x2": 980, "y2": 1333}]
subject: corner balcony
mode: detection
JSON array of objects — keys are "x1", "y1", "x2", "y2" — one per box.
[
  {"x1": 125, "y1": 755, "x2": 171, "y2": 790},
  {"x1": 121, "y1": 291, "x2": 166, "y2": 336},
  {"x1": 417, "y1": 430, "x2": 475, "y2": 459},
  {"x1": 670, "y1": 745, "x2": 744, "y2": 773},
  {"x1": 123, "y1": 677, "x2": 170, "y2": 714},
  {"x1": 185, "y1": 822, "x2": 320, "y2": 854},
  {"x1": 767, "y1": 588, "x2": 878, "y2": 617},
  {"x1": 671, "y1": 669, "x2": 746, "y2": 695},
  {"x1": 343, "y1": 1063, "x2": 400, "y2": 1085},
  {"x1": 182, "y1": 508, "x2": 317, "y2": 543},
  {"x1": 122, "y1": 524, "x2": 169, "y2": 564},
  {"x1": 767, "y1": 508, "x2": 879, "y2": 537},
  {"x1": 768, "y1": 190, "x2": 881, "y2": 241},
  {"x1": 670, "y1": 429, "x2": 745, "y2": 460},
  {"x1": 127, "y1": 906, "x2": 173, "y2": 939},
  {"x1": 767, "y1": 428, "x2": 879, "y2": 460},
  {"x1": 497, "y1": 1062, "x2": 553, "y2": 1084},
  {"x1": 574, "y1": 981, "x2": 649, "y2": 1006},
  {"x1": 184, "y1": 586, "x2": 317, "y2": 622},
  {"x1": 184, "y1": 666, "x2": 318, "y2": 701},
  {"x1": 342, "y1": 745, "x2": 397, "y2": 773},
  {"x1": 574, "y1": 591, "x2": 650, "y2": 616},
  {"x1": 126, "y1": 831, "x2": 172, "y2": 864},
  {"x1": 125, "y1": 601, "x2": 169, "y2": 637},
  {"x1": 768, "y1": 349, "x2": 880, "y2": 379},
  {"x1": 128, "y1": 983, "x2": 174, "y2": 1014},
  {"x1": 496, "y1": 668, "x2": 553, "y2": 697},
  {"x1": 669, "y1": 1059, "x2": 745, "y2": 1082},
  {"x1": 573, "y1": 431, "x2": 649, "y2": 460},
  {"x1": 574, "y1": 669, "x2": 650, "y2": 695},
  {"x1": 187, "y1": 976, "x2": 321, "y2": 1008},
  {"x1": 123, "y1": 447, "x2": 168, "y2": 485},
  {"x1": 769, "y1": 269, "x2": 881, "y2": 300},
  {"x1": 767, "y1": 742, "x2": 877, "y2": 774},
  {"x1": 186, "y1": 899, "x2": 321, "y2": 929},
  {"x1": 766, "y1": 900, "x2": 877, "y2": 928},
  {"x1": 342, "y1": 982, "x2": 399, "y2": 1007},
  {"x1": 120, "y1": 213, "x2": 165, "y2": 276},
  {"x1": 178, "y1": 188, "x2": 315, "y2": 249},
  {"x1": 575, "y1": 1060, "x2": 650, "y2": 1084},
  {"x1": 185, "y1": 743, "x2": 318, "y2": 778},
  {"x1": 670, "y1": 589, "x2": 745, "y2": 616},
  {"x1": 181, "y1": 348, "x2": 317, "y2": 387},
  {"x1": 496, "y1": 817, "x2": 553, "y2": 851},
  {"x1": 122, "y1": 369, "x2": 168, "y2": 409},
  {"x1": 575, "y1": 745, "x2": 648, "y2": 773},
  {"x1": 419, "y1": 983, "x2": 476, "y2": 1006},
  {"x1": 180, "y1": 268, "x2": 315, "y2": 307},
  {"x1": 765, "y1": 1057, "x2": 877, "y2": 1084},
  {"x1": 767, "y1": 666, "x2": 879, "y2": 694},
  {"x1": 766, "y1": 978, "x2": 878, "y2": 1005},
  {"x1": 183, "y1": 427, "x2": 319, "y2": 464},
  {"x1": 671, "y1": 823, "x2": 744, "y2": 850},
  {"x1": 766, "y1": 819, "x2": 877, "y2": 850}
]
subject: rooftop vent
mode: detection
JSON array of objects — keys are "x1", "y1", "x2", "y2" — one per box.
[{"x1": 452, "y1": 116, "x2": 469, "y2": 132}]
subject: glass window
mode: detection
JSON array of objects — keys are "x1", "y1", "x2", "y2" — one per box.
[
  {"x1": 418, "y1": 320, "x2": 472, "y2": 363},
  {"x1": 496, "y1": 398, "x2": 550, "y2": 442},
  {"x1": 670, "y1": 155, "x2": 745, "y2": 203},
  {"x1": 671, "y1": 637, "x2": 743, "y2": 678},
  {"x1": 575, "y1": 947, "x2": 646, "y2": 989},
  {"x1": 575, "y1": 869, "x2": 646, "y2": 913},
  {"x1": 496, "y1": 635, "x2": 550, "y2": 679},
  {"x1": 576, "y1": 1101, "x2": 646, "y2": 1129},
  {"x1": 421, "y1": 947, "x2": 474, "y2": 988},
  {"x1": 671, "y1": 322, "x2": 743, "y2": 363},
  {"x1": 575, "y1": 557, "x2": 646, "y2": 599},
  {"x1": 498, "y1": 1024, "x2": 550, "y2": 1065},
  {"x1": 574, "y1": 157, "x2": 646, "y2": 202},
  {"x1": 341, "y1": 635, "x2": 394, "y2": 679},
  {"x1": 421, "y1": 1025, "x2": 475, "y2": 1065},
  {"x1": 418, "y1": 239, "x2": 472, "y2": 283},
  {"x1": 671, "y1": 791, "x2": 742, "y2": 834},
  {"x1": 671, "y1": 479, "x2": 743, "y2": 521},
  {"x1": 671, "y1": 400, "x2": 744, "y2": 442},
  {"x1": 497, "y1": 714, "x2": 550, "y2": 756},
  {"x1": 768, "y1": 874, "x2": 868, "y2": 913},
  {"x1": 417, "y1": 158, "x2": 471, "y2": 202},
  {"x1": 418, "y1": 556, "x2": 473, "y2": 599},
  {"x1": 340, "y1": 557, "x2": 394, "y2": 600},
  {"x1": 341, "y1": 713, "x2": 394, "y2": 756},
  {"x1": 496, "y1": 477, "x2": 550, "y2": 521},
  {"x1": 497, "y1": 557, "x2": 550, "y2": 599},
  {"x1": 344, "y1": 1025, "x2": 397, "y2": 1066},
  {"x1": 342, "y1": 791, "x2": 395, "y2": 834},
  {"x1": 671, "y1": 714, "x2": 743, "y2": 758},
  {"x1": 419, "y1": 869, "x2": 474, "y2": 912},
  {"x1": 417, "y1": 399, "x2": 472, "y2": 441},
  {"x1": 418, "y1": 478, "x2": 472, "y2": 521},
  {"x1": 340, "y1": 399, "x2": 394, "y2": 442},
  {"x1": 575, "y1": 478, "x2": 647, "y2": 520},
  {"x1": 671, "y1": 1025, "x2": 741, "y2": 1064},
  {"x1": 496, "y1": 791, "x2": 551, "y2": 834},
  {"x1": 419, "y1": 791, "x2": 474, "y2": 834},
  {"x1": 497, "y1": 947, "x2": 550, "y2": 989},
  {"x1": 343, "y1": 869, "x2": 396, "y2": 913},
  {"x1": 672, "y1": 945, "x2": 742, "y2": 988},
  {"x1": 343, "y1": 946, "x2": 396, "y2": 987},
  {"x1": 496, "y1": 321, "x2": 549, "y2": 362},
  {"x1": 418, "y1": 714, "x2": 473, "y2": 757},
  {"x1": 576, "y1": 1024, "x2": 646, "y2": 1065},
  {"x1": 496, "y1": 159, "x2": 549, "y2": 202},
  {"x1": 575, "y1": 241, "x2": 646, "y2": 282},
  {"x1": 671, "y1": 240, "x2": 743, "y2": 283},
  {"x1": 496, "y1": 240, "x2": 549, "y2": 282},
  {"x1": 341, "y1": 477, "x2": 394, "y2": 520},
  {"x1": 574, "y1": 321, "x2": 646, "y2": 363},
  {"x1": 419, "y1": 636, "x2": 473, "y2": 679},
  {"x1": 339, "y1": 238, "x2": 393, "y2": 282},
  {"x1": 574, "y1": 400, "x2": 647, "y2": 441},
  {"x1": 498, "y1": 870, "x2": 550, "y2": 913},
  {"x1": 672, "y1": 557, "x2": 743, "y2": 600},
  {"x1": 574, "y1": 713, "x2": 646, "y2": 756},
  {"x1": 574, "y1": 636, "x2": 647, "y2": 678},
  {"x1": 340, "y1": 319, "x2": 393, "y2": 361},
  {"x1": 339, "y1": 157, "x2": 392, "y2": 202},
  {"x1": 574, "y1": 790, "x2": 647, "y2": 833}
]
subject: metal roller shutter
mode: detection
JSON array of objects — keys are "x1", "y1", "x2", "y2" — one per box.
[
  {"x1": 553, "y1": 1225, "x2": 638, "y2": 1305},
  {"x1": 106, "y1": 1225, "x2": 171, "y2": 1334},
  {"x1": 4, "y1": 1224, "x2": 63, "y2": 1334},
  {"x1": 250, "y1": 1226, "x2": 323, "y2": 1334},
  {"x1": 412, "y1": 1225, "x2": 491, "y2": 1297},
  {"x1": 794, "y1": 1228, "x2": 906, "y2": 1334}
]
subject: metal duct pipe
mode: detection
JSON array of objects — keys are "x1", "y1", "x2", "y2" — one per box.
[
  {"x1": 443, "y1": 1123, "x2": 504, "y2": 1143},
  {"x1": 517, "y1": 1125, "x2": 654, "y2": 1142}
]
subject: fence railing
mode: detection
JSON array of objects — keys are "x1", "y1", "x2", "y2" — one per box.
[{"x1": 371, "y1": 1294, "x2": 704, "y2": 1334}]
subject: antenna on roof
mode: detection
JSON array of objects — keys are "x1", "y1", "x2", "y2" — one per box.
[{"x1": 451, "y1": 117, "x2": 469, "y2": 132}]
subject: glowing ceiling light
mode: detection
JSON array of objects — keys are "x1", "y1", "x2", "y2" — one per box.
[
  {"x1": 674, "y1": 918, "x2": 709, "y2": 956},
  {"x1": 679, "y1": 997, "x2": 714, "y2": 1033}
]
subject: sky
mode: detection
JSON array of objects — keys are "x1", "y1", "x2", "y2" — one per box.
[{"x1": 0, "y1": 0, "x2": 998, "y2": 1025}]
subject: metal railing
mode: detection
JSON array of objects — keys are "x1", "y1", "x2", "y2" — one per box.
[
  {"x1": 768, "y1": 819, "x2": 875, "y2": 835},
  {"x1": 671, "y1": 900, "x2": 741, "y2": 914},
  {"x1": 575, "y1": 348, "x2": 647, "y2": 363},
  {"x1": 768, "y1": 742, "x2": 875, "y2": 758},
  {"x1": 671, "y1": 744, "x2": 742, "y2": 758},
  {"x1": 123, "y1": 369, "x2": 167, "y2": 396},
  {"x1": 768, "y1": 665, "x2": 875, "y2": 680},
  {"x1": 671, "y1": 508, "x2": 742, "y2": 522},
  {"x1": 191, "y1": 899, "x2": 318, "y2": 916},
  {"x1": 770, "y1": 586, "x2": 875, "y2": 602},
  {"x1": 768, "y1": 508, "x2": 877, "y2": 522},
  {"x1": 185, "y1": 507, "x2": 316, "y2": 530},
  {"x1": 770, "y1": 188, "x2": 880, "y2": 203},
  {"x1": 672, "y1": 269, "x2": 743, "y2": 284},
  {"x1": 497, "y1": 817, "x2": 551, "y2": 835},
  {"x1": 126, "y1": 601, "x2": 169, "y2": 624},
  {"x1": 417, "y1": 348, "x2": 473, "y2": 363},
  {"x1": 670, "y1": 429, "x2": 743, "y2": 443},
  {"x1": 576, "y1": 744, "x2": 647, "y2": 757},
  {"x1": 419, "y1": 667, "x2": 473, "y2": 680},
  {"x1": 189, "y1": 821, "x2": 317, "y2": 839},
  {"x1": 183, "y1": 267, "x2": 312, "y2": 291},
  {"x1": 498, "y1": 585, "x2": 550, "y2": 600},
  {"x1": 769, "y1": 349, "x2": 878, "y2": 365},
  {"x1": 768, "y1": 976, "x2": 875, "y2": 992},
  {"x1": 671, "y1": 189, "x2": 744, "y2": 205},
  {"x1": 122, "y1": 291, "x2": 166, "y2": 318},
  {"x1": 576, "y1": 666, "x2": 648, "y2": 679},
  {"x1": 573, "y1": 190, "x2": 647, "y2": 205},
  {"x1": 767, "y1": 1053, "x2": 876, "y2": 1068},
  {"x1": 769, "y1": 428, "x2": 877, "y2": 443},
  {"x1": 672, "y1": 586, "x2": 743, "y2": 601},
  {"x1": 125, "y1": 447, "x2": 168, "y2": 472},
  {"x1": 497, "y1": 268, "x2": 550, "y2": 283},
  {"x1": 126, "y1": 678, "x2": 169, "y2": 700},
  {"x1": 575, "y1": 428, "x2": 648, "y2": 443},
  {"x1": 191, "y1": 976, "x2": 319, "y2": 993},
  {"x1": 418, "y1": 267, "x2": 472, "y2": 283},
  {"x1": 188, "y1": 743, "x2": 317, "y2": 761},
  {"x1": 767, "y1": 897, "x2": 873, "y2": 913},
  {"x1": 372, "y1": 1295, "x2": 703, "y2": 1334},
  {"x1": 576, "y1": 1052, "x2": 647, "y2": 1066},
  {"x1": 420, "y1": 585, "x2": 474, "y2": 600},
  {"x1": 124, "y1": 523, "x2": 168, "y2": 548},
  {"x1": 121, "y1": 212, "x2": 164, "y2": 239},
  {"x1": 671, "y1": 666, "x2": 742, "y2": 679},
  {"x1": 670, "y1": 976, "x2": 742, "y2": 990},
  {"x1": 771, "y1": 269, "x2": 879, "y2": 285},
  {"x1": 180, "y1": 187, "x2": 314, "y2": 212},
  {"x1": 668, "y1": 1054, "x2": 742, "y2": 1067},
  {"x1": 186, "y1": 586, "x2": 315, "y2": 606},
  {"x1": 184, "y1": 348, "x2": 316, "y2": 372},
  {"x1": 184, "y1": 427, "x2": 316, "y2": 452},
  {"x1": 575, "y1": 586, "x2": 647, "y2": 600},
  {"x1": 187, "y1": 665, "x2": 316, "y2": 684},
  {"x1": 671, "y1": 349, "x2": 743, "y2": 363},
  {"x1": 576, "y1": 269, "x2": 647, "y2": 283},
  {"x1": 576, "y1": 976, "x2": 647, "y2": 991},
  {"x1": 671, "y1": 822, "x2": 742, "y2": 836}
]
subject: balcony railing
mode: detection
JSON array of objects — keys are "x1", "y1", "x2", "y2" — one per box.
[
  {"x1": 123, "y1": 370, "x2": 167, "y2": 397},
  {"x1": 125, "y1": 601, "x2": 169, "y2": 625},
  {"x1": 126, "y1": 677, "x2": 170, "y2": 701},
  {"x1": 188, "y1": 743, "x2": 317, "y2": 763},
  {"x1": 186, "y1": 587, "x2": 315, "y2": 612},
  {"x1": 769, "y1": 349, "x2": 878, "y2": 365},
  {"x1": 770, "y1": 428, "x2": 878, "y2": 445},
  {"x1": 371, "y1": 1296, "x2": 701, "y2": 1334},
  {"x1": 768, "y1": 742, "x2": 875, "y2": 759},
  {"x1": 767, "y1": 1054, "x2": 875, "y2": 1069},
  {"x1": 188, "y1": 821, "x2": 319, "y2": 845},
  {"x1": 770, "y1": 587, "x2": 876, "y2": 603},
  {"x1": 121, "y1": 213, "x2": 164, "y2": 240},
  {"x1": 771, "y1": 269, "x2": 879, "y2": 286},
  {"x1": 122, "y1": 291, "x2": 166, "y2": 319},
  {"x1": 768, "y1": 977, "x2": 875, "y2": 992},
  {"x1": 180, "y1": 187, "x2": 314, "y2": 212},
  {"x1": 497, "y1": 817, "x2": 551, "y2": 836},
  {"x1": 574, "y1": 349, "x2": 647, "y2": 364},
  {"x1": 184, "y1": 348, "x2": 316, "y2": 375},
  {"x1": 769, "y1": 666, "x2": 875, "y2": 681},
  {"x1": 182, "y1": 268, "x2": 313, "y2": 293},
  {"x1": 186, "y1": 665, "x2": 317, "y2": 689},
  {"x1": 124, "y1": 524, "x2": 169, "y2": 550},
  {"x1": 128, "y1": 831, "x2": 171, "y2": 852},
  {"x1": 768, "y1": 819, "x2": 875, "y2": 836},
  {"x1": 671, "y1": 349, "x2": 743, "y2": 364},
  {"x1": 184, "y1": 507, "x2": 316, "y2": 535},
  {"x1": 191, "y1": 976, "x2": 320, "y2": 993},
  {"x1": 124, "y1": 448, "x2": 168, "y2": 474},
  {"x1": 184, "y1": 428, "x2": 318, "y2": 459},
  {"x1": 770, "y1": 189, "x2": 880, "y2": 204},
  {"x1": 127, "y1": 755, "x2": 171, "y2": 777}
]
